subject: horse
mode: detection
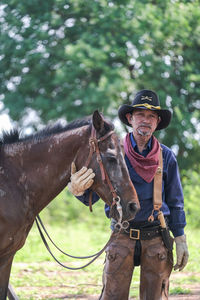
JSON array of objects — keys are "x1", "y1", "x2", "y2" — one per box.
[{"x1": 0, "y1": 110, "x2": 139, "y2": 299}]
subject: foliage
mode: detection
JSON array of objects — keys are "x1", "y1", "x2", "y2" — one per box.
[
  {"x1": 182, "y1": 169, "x2": 200, "y2": 228},
  {"x1": 0, "y1": 1, "x2": 200, "y2": 169},
  {"x1": 42, "y1": 189, "x2": 110, "y2": 229}
]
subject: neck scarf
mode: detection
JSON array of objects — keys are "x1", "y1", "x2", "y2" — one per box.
[{"x1": 124, "y1": 133, "x2": 160, "y2": 183}]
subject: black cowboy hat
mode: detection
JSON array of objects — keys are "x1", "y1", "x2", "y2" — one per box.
[{"x1": 118, "y1": 89, "x2": 172, "y2": 130}]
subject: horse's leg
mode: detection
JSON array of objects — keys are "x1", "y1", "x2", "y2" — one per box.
[
  {"x1": 7, "y1": 284, "x2": 19, "y2": 300},
  {"x1": 0, "y1": 255, "x2": 14, "y2": 300}
]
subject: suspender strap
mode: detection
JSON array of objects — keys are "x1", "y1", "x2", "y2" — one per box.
[
  {"x1": 150, "y1": 146, "x2": 173, "y2": 250},
  {"x1": 148, "y1": 145, "x2": 163, "y2": 222},
  {"x1": 153, "y1": 146, "x2": 163, "y2": 211}
]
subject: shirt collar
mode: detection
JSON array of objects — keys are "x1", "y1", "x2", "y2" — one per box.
[{"x1": 130, "y1": 133, "x2": 152, "y2": 152}]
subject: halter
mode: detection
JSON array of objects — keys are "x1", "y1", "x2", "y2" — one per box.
[
  {"x1": 83, "y1": 125, "x2": 127, "y2": 230},
  {"x1": 85, "y1": 125, "x2": 118, "y2": 203},
  {"x1": 35, "y1": 124, "x2": 128, "y2": 271}
]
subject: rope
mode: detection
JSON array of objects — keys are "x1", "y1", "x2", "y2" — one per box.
[{"x1": 35, "y1": 215, "x2": 112, "y2": 270}]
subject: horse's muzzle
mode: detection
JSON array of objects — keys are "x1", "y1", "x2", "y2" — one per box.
[{"x1": 126, "y1": 201, "x2": 139, "y2": 220}]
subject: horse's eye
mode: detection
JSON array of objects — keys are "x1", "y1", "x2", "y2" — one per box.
[{"x1": 107, "y1": 156, "x2": 117, "y2": 163}]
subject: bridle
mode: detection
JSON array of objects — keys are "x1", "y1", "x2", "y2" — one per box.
[
  {"x1": 35, "y1": 124, "x2": 128, "y2": 270},
  {"x1": 84, "y1": 125, "x2": 127, "y2": 229}
]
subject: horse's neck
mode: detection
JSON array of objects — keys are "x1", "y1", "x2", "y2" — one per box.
[{"x1": 4, "y1": 126, "x2": 89, "y2": 215}]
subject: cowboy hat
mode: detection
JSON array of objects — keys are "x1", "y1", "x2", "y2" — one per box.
[{"x1": 118, "y1": 89, "x2": 172, "y2": 130}]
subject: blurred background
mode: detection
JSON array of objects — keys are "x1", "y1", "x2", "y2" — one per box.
[{"x1": 0, "y1": 0, "x2": 200, "y2": 298}]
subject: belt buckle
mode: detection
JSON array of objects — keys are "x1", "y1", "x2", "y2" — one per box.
[{"x1": 130, "y1": 229, "x2": 140, "y2": 240}]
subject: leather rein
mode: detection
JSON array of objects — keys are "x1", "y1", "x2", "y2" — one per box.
[{"x1": 35, "y1": 125, "x2": 122, "y2": 270}]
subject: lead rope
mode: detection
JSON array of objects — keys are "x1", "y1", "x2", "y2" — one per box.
[
  {"x1": 35, "y1": 216, "x2": 114, "y2": 270},
  {"x1": 36, "y1": 215, "x2": 104, "y2": 259}
]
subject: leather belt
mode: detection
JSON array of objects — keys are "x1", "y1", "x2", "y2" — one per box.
[{"x1": 124, "y1": 226, "x2": 161, "y2": 240}]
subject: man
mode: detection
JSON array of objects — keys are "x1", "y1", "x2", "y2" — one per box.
[{"x1": 68, "y1": 90, "x2": 189, "y2": 300}]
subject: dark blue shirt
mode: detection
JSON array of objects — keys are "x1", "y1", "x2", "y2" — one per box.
[{"x1": 77, "y1": 134, "x2": 186, "y2": 237}]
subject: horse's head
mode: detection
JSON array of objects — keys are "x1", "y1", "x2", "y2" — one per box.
[{"x1": 86, "y1": 110, "x2": 140, "y2": 227}]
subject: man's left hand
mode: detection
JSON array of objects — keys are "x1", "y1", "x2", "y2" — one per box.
[{"x1": 174, "y1": 234, "x2": 189, "y2": 271}]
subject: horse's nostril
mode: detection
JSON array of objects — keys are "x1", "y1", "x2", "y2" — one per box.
[{"x1": 127, "y1": 202, "x2": 138, "y2": 214}]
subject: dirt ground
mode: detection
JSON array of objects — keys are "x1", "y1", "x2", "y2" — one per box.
[
  {"x1": 11, "y1": 279, "x2": 200, "y2": 299},
  {"x1": 10, "y1": 263, "x2": 200, "y2": 299}
]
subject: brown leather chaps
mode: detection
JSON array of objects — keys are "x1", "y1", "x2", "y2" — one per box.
[{"x1": 99, "y1": 232, "x2": 173, "y2": 300}]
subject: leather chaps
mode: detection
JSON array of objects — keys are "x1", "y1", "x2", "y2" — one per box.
[{"x1": 99, "y1": 231, "x2": 173, "y2": 300}]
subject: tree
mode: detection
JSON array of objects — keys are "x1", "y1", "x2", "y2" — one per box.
[
  {"x1": 0, "y1": 0, "x2": 133, "y2": 123},
  {"x1": 126, "y1": 0, "x2": 200, "y2": 170},
  {"x1": 0, "y1": 0, "x2": 200, "y2": 170}
]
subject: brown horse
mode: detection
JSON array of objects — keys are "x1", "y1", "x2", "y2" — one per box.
[{"x1": 0, "y1": 110, "x2": 139, "y2": 299}]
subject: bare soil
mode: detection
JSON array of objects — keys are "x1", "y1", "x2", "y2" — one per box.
[{"x1": 10, "y1": 264, "x2": 200, "y2": 300}]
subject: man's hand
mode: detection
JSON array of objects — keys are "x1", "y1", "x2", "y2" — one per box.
[
  {"x1": 67, "y1": 162, "x2": 95, "y2": 196},
  {"x1": 174, "y1": 235, "x2": 189, "y2": 271}
]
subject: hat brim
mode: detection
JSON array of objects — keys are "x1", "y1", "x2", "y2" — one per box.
[{"x1": 118, "y1": 104, "x2": 172, "y2": 130}]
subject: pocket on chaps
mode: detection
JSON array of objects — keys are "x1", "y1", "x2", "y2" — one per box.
[
  {"x1": 146, "y1": 242, "x2": 168, "y2": 261},
  {"x1": 105, "y1": 243, "x2": 130, "y2": 275}
]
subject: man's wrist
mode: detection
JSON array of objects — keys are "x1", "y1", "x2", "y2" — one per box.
[
  {"x1": 172, "y1": 228, "x2": 185, "y2": 238},
  {"x1": 174, "y1": 234, "x2": 186, "y2": 243}
]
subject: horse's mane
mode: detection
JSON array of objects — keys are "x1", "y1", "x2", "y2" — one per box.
[
  {"x1": 0, "y1": 116, "x2": 92, "y2": 145},
  {"x1": 0, "y1": 114, "x2": 114, "y2": 145}
]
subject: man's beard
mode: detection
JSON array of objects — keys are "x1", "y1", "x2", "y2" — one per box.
[{"x1": 137, "y1": 125, "x2": 152, "y2": 136}]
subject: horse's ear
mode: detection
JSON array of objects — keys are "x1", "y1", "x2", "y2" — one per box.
[{"x1": 92, "y1": 110, "x2": 105, "y2": 133}]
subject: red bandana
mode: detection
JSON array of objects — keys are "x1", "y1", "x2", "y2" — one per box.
[{"x1": 124, "y1": 133, "x2": 160, "y2": 183}]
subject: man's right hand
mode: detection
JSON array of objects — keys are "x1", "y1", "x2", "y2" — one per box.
[{"x1": 67, "y1": 162, "x2": 95, "y2": 196}]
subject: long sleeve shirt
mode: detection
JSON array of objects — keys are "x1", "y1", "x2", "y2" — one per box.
[{"x1": 77, "y1": 134, "x2": 186, "y2": 237}]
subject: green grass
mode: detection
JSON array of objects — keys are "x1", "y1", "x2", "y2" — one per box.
[
  {"x1": 10, "y1": 224, "x2": 200, "y2": 299},
  {"x1": 170, "y1": 287, "x2": 191, "y2": 295},
  {"x1": 8, "y1": 195, "x2": 200, "y2": 299}
]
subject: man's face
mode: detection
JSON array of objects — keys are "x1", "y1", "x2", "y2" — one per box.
[{"x1": 126, "y1": 109, "x2": 160, "y2": 137}]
